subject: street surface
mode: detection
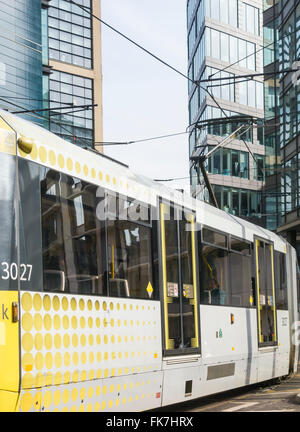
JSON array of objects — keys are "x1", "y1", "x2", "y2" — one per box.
[{"x1": 158, "y1": 365, "x2": 300, "y2": 412}]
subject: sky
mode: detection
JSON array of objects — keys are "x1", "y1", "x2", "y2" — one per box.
[{"x1": 101, "y1": 0, "x2": 190, "y2": 191}]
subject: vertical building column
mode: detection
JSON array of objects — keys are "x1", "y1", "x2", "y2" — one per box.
[{"x1": 92, "y1": 0, "x2": 103, "y2": 153}]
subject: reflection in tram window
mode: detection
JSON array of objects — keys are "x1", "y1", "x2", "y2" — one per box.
[
  {"x1": 180, "y1": 217, "x2": 196, "y2": 348},
  {"x1": 164, "y1": 207, "x2": 181, "y2": 348},
  {"x1": 202, "y1": 228, "x2": 227, "y2": 249},
  {"x1": 275, "y1": 251, "x2": 288, "y2": 309},
  {"x1": 229, "y1": 238, "x2": 252, "y2": 307},
  {"x1": 107, "y1": 220, "x2": 153, "y2": 299},
  {"x1": 41, "y1": 169, "x2": 106, "y2": 295},
  {"x1": 19, "y1": 158, "x2": 43, "y2": 292},
  {"x1": 200, "y1": 229, "x2": 254, "y2": 307},
  {"x1": 200, "y1": 244, "x2": 229, "y2": 305},
  {"x1": 161, "y1": 204, "x2": 198, "y2": 351},
  {"x1": 256, "y1": 240, "x2": 277, "y2": 344}
]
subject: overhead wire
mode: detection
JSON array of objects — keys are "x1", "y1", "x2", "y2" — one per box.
[
  {"x1": 66, "y1": 0, "x2": 294, "y2": 180},
  {"x1": 12, "y1": 103, "x2": 96, "y2": 115},
  {"x1": 0, "y1": 96, "x2": 90, "y2": 148},
  {"x1": 1, "y1": 0, "x2": 291, "y2": 188},
  {"x1": 95, "y1": 131, "x2": 189, "y2": 146},
  {"x1": 67, "y1": 0, "x2": 193, "y2": 85}
]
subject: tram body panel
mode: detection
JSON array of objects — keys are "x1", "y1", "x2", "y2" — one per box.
[
  {"x1": 0, "y1": 291, "x2": 19, "y2": 411},
  {"x1": 199, "y1": 305, "x2": 259, "y2": 391},
  {"x1": 18, "y1": 291, "x2": 162, "y2": 412},
  {"x1": 276, "y1": 310, "x2": 290, "y2": 353},
  {"x1": 199, "y1": 306, "x2": 258, "y2": 364},
  {"x1": 161, "y1": 363, "x2": 202, "y2": 406},
  {"x1": 0, "y1": 111, "x2": 297, "y2": 411},
  {"x1": 19, "y1": 370, "x2": 163, "y2": 412},
  {"x1": 286, "y1": 244, "x2": 299, "y2": 373},
  {"x1": 161, "y1": 358, "x2": 258, "y2": 406}
]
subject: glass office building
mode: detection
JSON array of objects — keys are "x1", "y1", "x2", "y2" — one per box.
[
  {"x1": 42, "y1": 0, "x2": 103, "y2": 150},
  {"x1": 187, "y1": 0, "x2": 265, "y2": 225},
  {"x1": 275, "y1": 0, "x2": 300, "y2": 266},
  {"x1": 0, "y1": 0, "x2": 102, "y2": 149},
  {"x1": 0, "y1": 0, "x2": 43, "y2": 121},
  {"x1": 263, "y1": 0, "x2": 280, "y2": 231}
]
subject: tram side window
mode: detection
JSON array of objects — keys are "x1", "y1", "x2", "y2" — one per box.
[
  {"x1": 200, "y1": 229, "x2": 229, "y2": 305},
  {"x1": 257, "y1": 241, "x2": 276, "y2": 344},
  {"x1": 41, "y1": 169, "x2": 106, "y2": 295},
  {"x1": 106, "y1": 195, "x2": 155, "y2": 300},
  {"x1": 229, "y1": 238, "x2": 253, "y2": 307},
  {"x1": 163, "y1": 205, "x2": 181, "y2": 346},
  {"x1": 19, "y1": 159, "x2": 43, "y2": 292},
  {"x1": 275, "y1": 251, "x2": 288, "y2": 310}
]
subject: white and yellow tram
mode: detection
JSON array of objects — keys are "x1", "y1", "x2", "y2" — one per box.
[{"x1": 0, "y1": 110, "x2": 298, "y2": 412}]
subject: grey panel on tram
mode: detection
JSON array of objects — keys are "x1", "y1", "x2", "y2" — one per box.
[{"x1": 207, "y1": 363, "x2": 235, "y2": 380}]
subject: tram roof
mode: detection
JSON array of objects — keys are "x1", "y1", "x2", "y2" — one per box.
[{"x1": 0, "y1": 110, "x2": 287, "y2": 253}]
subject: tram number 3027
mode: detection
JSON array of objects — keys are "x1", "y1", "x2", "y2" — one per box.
[{"x1": 1, "y1": 262, "x2": 32, "y2": 281}]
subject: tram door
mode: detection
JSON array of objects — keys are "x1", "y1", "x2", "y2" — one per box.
[
  {"x1": 255, "y1": 239, "x2": 277, "y2": 347},
  {"x1": 160, "y1": 202, "x2": 200, "y2": 355}
]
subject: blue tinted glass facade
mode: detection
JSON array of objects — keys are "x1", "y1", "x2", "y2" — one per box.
[
  {"x1": 277, "y1": 0, "x2": 300, "y2": 258},
  {"x1": 0, "y1": 0, "x2": 43, "y2": 122},
  {"x1": 48, "y1": 0, "x2": 92, "y2": 69},
  {"x1": 187, "y1": 0, "x2": 265, "y2": 226},
  {"x1": 48, "y1": 70, "x2": 94, "y2": 148}
]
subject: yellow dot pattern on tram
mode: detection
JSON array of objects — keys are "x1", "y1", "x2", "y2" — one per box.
[
  {"x1": 19, "y1": 292, "x2": 162, "y2": 412},
  {"x1": 18, "y1": 141, "x2": 152, "y2": 201}
]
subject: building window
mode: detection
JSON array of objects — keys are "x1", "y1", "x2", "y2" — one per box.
[
  {"x1": 207, "y1": 147, "x2": 249, "y2": 179},
  {"x1": 239, "y1": 80, "x2": 264, "y2": 109},
  {"x1": 280, "y1": 82, "x2": 300, "y2": 148},
  {"x1": 253, "y1": 154, "x2": 265, "y2": 181},
  {"x1": 282, "y1": 154, "x2": 299, "y2": 214},
  {"x1": 48, "y1": 70, "x2": 94, "y2": 148},
  {"x1": 187, "y1": 0, "x2": 198, "y2": 25},
  {"x1": 206, "y1": 0, "x2": 238, "y2": 27},
  {"x1": 211, "y1": 185, "x2": 262, "y2": 219},
  {"x1": 188, "y1": 20, "x2": 196, "y2": 57},
  {"x1": 193, "y1": 35, "x2": 205, "y2": 81},
  {"x1": 241, "y1": 2, "x2": 260, "y2": 35},
  {"x1": 191, "y1": 106, "x2": 253, "y2": 143},
  {"x1": 189, "y1": 88, "x2": 199, "y2": 123},
  {"x1": 48, "y1": 0, "x2": 92, "y2": 69},
  {"x1": 205, "y1": 27, "x2": 257, "y2": 70},
  {"x1": 264, "y1": 20, "x2": 279, "y2": 66}
]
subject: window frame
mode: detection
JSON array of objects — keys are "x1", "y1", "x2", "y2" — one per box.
[
  {"x1": 158, "y1": 199, "x2": 201, "y2": 356},
  {"x1": 39, "y1": 166, "x2": 157, "y2": 300},
  {"x1": 254, "y1": 236, "x2": 278, "y2": 348},
  {"x1": 200, "y1": 225, "x2": 255, "y2": 308},
  {"x1": 201, "y1": 226, "x2": 229, "y2": 251},
  {"x1": 229, "y1": 236, "x2": 252, "y2": 256},
  {"x1": 104, "y1": 190, "x2": 156, "y2": 301}
]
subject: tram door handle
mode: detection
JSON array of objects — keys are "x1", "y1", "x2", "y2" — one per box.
[{"x1": 251, "y1": 277, "x2": 256, "y2": 303}]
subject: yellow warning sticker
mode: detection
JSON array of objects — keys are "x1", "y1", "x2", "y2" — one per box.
[{"x1": 146, "y1": 282, "x2": 153, "y2": 298}]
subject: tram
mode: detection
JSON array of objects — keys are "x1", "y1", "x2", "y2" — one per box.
[{"x1": 0, "y1": 110, "x2": 298, "y2": 412}]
